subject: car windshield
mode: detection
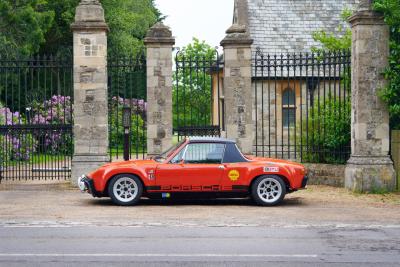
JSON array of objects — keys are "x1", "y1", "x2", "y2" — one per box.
[{"x1": 153, "y1": 140, "x2": 185, "y2": 163}]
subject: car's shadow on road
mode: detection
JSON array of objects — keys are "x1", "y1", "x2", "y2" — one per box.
[{"x1": 87, "y1": 196, "x2": 305, "y2": 207}]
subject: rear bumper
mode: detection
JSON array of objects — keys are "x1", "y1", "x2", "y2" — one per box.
[
  {"x1": 78, "y1": 175, "x2": 101, "y2": 197},
  {"x1": 301, "y1": 175, "x2": 308, "y2": 188}
]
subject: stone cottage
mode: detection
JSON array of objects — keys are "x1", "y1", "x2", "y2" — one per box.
[{"x1": 213, "y1": 0, "x2": 359, "y2": 159}]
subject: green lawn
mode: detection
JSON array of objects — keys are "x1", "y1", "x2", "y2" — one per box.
[
  {"x1": 3, "y1": 140, "x2": 184, "y2": 166},
  {"x1": 4, "y1": 153, "x2": 71, "y2": 167}
]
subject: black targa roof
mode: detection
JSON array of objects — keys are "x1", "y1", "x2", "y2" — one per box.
[{"x1": 186, "y1": 137, "x2": 248, "y2": 163}]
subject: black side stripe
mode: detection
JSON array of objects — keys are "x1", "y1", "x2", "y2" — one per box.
[
  {"x1": 146, "y1": 186, "x2": 161, "y2": 191},
  {"x1": 232, "y1": 185, "x2": 249, "y2": 191},
  {"x1": 146, "y1": 185, "x2": 249, "y2": 191}
]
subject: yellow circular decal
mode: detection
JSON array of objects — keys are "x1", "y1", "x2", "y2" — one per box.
[{"x1": 228, "y1": 170, "x2": 240, "y2": 181}]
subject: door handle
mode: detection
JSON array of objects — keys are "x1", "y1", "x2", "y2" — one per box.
[{"x1": 218, "y1": 165, "x2": 225, "y2": 170}]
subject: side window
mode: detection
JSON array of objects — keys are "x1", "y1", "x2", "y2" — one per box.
[
  {"x1": 282, "y1": 88, "x2": 296, "y2": 127},
  {"x1": 183, "y1": 143, "x2": 225, "y2": 164},
  {"x1": 170, "y1": 147, "x2": 185, "y2": 164}
]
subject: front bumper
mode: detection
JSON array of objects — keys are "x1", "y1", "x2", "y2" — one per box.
[
  {"x1": 78, "y1": 175, "x2": 100, "y2": 197},
  {"x1": 301, "y1": 175, "x2": 309, "y2": 188}
]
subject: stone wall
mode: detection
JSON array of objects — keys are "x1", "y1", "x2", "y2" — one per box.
[{"x1": 304, "y1": 163, "x2": 345, "y2": 187}]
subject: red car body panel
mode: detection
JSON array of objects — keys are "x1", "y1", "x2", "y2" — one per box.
[{"x1": 86, "y1": 138, "x2": 307, "y2": 196}]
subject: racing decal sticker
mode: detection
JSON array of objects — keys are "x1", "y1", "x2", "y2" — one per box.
[
  {"x1": 264, "y1": 166, "x2": 279, "y2": 173},
  {"x1": 228, "y1": 170, "x2": 240, "y2": 181},
  {"x1": 147, "y1": 169, "x2": 155, "y2": 180}
]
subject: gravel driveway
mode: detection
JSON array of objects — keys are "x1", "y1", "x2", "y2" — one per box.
[{"x1": 0, "y1": 183, "x2": 399, "y2": 227}]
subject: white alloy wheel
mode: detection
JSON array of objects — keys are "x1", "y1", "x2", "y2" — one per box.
[
  {"x1": 113, "y1": 177, "x2": 138, "y2": 203},
  {"x1": 108, "y1": 174, "x2": 143, "y2": 206},
  {"x1": 257, "y1": 177, "x2": 282, "y2": 203},
  {"x1": 251, "y1": 175, "x2": 286, "y2": 206}
]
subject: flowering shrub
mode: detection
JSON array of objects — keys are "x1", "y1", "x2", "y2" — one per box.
[
  {"x1": 109, "y1": 97, "x2": 147, "y2": 151},
  {"x1": 0, "y1": 104, "x2": 37, "y2": 161},
  {"x1": 31, "y1": 95, "x2": 73, "y2": 154},
  {"x1": 1, "y1": 95, "x2": 146, "y2": 162},
  {"x1": 0, "y1": 95, "x2": 73, "y2": 162},
  {"x1": 111, "y1": 96, "x2": 147, "y2": 114},
  {"x1": 32, "y1": 95, "x2": 72, "y2": 125},
  {"x1": 0, "y1": 103, "x2": 10, "y2": 163}
]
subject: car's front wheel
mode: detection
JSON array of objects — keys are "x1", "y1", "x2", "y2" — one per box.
[
  {"x1": 108, "y1": 174, "x2": 143, "y2": 206},
  {"x1": 251, "y1": 175, "x2": 286, "y2": 206}
]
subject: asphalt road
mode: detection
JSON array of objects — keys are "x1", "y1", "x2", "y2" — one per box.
[{"x1": 0, "y1": 225, "x2": 399, "y2": 267}]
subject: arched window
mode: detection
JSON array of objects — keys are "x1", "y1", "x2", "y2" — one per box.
[{"x1": 282, "y1": 88, "x2": 296, "y2": 127}]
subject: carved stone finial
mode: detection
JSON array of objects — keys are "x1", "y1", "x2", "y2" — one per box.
[
  {"x1": 358, "y1": 0, "x2": 373, "y2": 12},
  {"x1": 146, "y1": 22, "x2": 172, "y2": 38},
  {"x1": 71, "y1": 0, "x2": 108, "y2": 31},
  {"x1": 220, "y1": 23, "x2": 253, "y2": 47},
  {"x1": 80, "y1": 0, "x2": 100, "y2": 5},
  {"x1": 348, "y1": 0, "x2": 385, "y2": 26},
  {"x1": 233, "y1": 0, "x2": 249, "y2": 27},
  {"x1": 144, "y1": 22, "x2": 175, "y2": 45},
  {"x1": 226, "y1": 24, "x2": 246, "y2": 34}
]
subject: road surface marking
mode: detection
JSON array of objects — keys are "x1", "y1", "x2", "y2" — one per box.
[
  {"x1": 2, "y1": 222, "x2": 400, "y2": 229},
  {"x1": 0, "y1": 253, "x2": 318, "y2": 258}
]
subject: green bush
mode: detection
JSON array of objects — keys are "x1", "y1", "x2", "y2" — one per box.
[
  {"x1": 298, "y1": 97, "x2": 351, "y2": 164},
  {"x1": 109, "y1": 103, "x2": 146, "y2": 153}
]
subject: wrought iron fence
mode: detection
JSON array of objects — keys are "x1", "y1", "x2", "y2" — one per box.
[
  {"x1": 0, "y1": 55, "x2": 73, "y2": 181},
  {"x1": 108, "y1": 54, "x2": 147, "y2": 161},
  {"x1": 174, "y1": 49, "x2": 224, "y2": 140},
  {"x1": 253, "y1": 50, "x2": 351, "y2": 164}
]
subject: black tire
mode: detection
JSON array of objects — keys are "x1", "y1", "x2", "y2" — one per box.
[
  {"x1": 251, "y1": 175, "x2": 286, "y2": 206},
  {"x1": 108, "y1": 174, "x2": 143, "y2": 206}
]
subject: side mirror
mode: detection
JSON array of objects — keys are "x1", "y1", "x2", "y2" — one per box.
[{"x1": 179, "y1": 159, "x2": 185, "y2": 166}]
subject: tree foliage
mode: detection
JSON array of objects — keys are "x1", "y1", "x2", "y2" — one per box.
[
  {"x1": 0, "y1": 0, "x2": 54, "y2": 56},
  {"x1": 311, "y1": 9, "x2": 353, "y2": 52},
  {"x1": 313, "y1": 2, "x2": 400, "y2": 129},
  {"x1": 103, "y1": 0, "x2": 161, "y2": 56},
  {"x1": 309, "y1": 9, "x2": 353, "y2": 163},
  {"x1": 173, "y1": 38, "x2": 219, "y2": 129},
  {"x1": 0, "y1": 0, "x2": 161, "y2": 57},
  {"x1": 374, "y1": 0, "x2": 400, "y2": 129}
]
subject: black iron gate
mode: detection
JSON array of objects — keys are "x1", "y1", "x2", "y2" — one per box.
[
  {"x1": 108, "y1": 54, "x2": 147, "y2": 161},
  {"x1": 173, "y1": 49, "x2": 224, "y2": 140},
  {"x1": 253, "y1": 50, "x2": 351, "y2": 163},
  {"x1": 0, "y1": 55, "x2": 73, "y2": 181}
]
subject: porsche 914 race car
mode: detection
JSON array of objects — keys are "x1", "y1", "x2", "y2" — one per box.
[{"x1": 78, "y1": 137, "x2": 308, "y2": 206}]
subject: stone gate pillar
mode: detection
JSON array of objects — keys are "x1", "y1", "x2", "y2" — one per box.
[
  {"x1": 144, "y1": 23, "x2": 175, "y2": 157},
  {"x1": 345, "y1": 1, "x2": 396, "y2": 192},
  {"x1": 221, "y1": 24, "x2": 254, "y2": 154},
  {"x1": 70, "y1": 0, "x2": 110, "y2": 185}
]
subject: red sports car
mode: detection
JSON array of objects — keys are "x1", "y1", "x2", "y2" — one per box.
[{"x1": 78, "y1": 137, "x2": 308, "y2": 206}]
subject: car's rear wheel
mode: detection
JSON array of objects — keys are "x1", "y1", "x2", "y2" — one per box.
[
  {"x1": 108, "y1": 174, "x2": 143, "y2": 206},
  {"x1": 251, "y1": 175, "x2": 286, "y2": 206}
]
